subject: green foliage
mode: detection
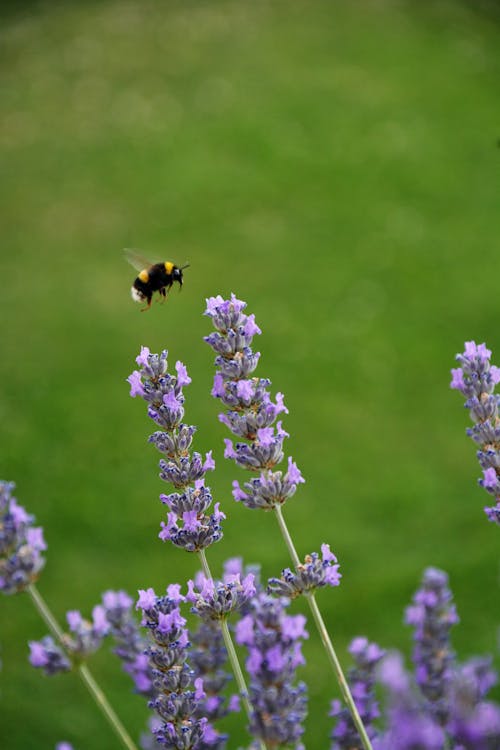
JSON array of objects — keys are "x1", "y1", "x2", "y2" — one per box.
[{"x1": 1, "y1": 1, "x2": 499, "y2": 747}]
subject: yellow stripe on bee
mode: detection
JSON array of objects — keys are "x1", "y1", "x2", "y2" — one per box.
[
  {"x1": 138, "y1": 269, "x2": 149, "y2": 282},
  {"x1": 164, "y1": 261, "x2": 174, "y2": 274}
]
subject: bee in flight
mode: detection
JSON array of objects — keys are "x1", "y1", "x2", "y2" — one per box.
[{"x1": 124, "y1": 249, "x2": 189, "y2": 311}]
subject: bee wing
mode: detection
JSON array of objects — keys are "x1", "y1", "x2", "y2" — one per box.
[{"x1": 123, "y1": 248, "x2": 159, "y2": 272}]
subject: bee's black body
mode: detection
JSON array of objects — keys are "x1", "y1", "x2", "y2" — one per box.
[{"x1": 126, "y1": 252, "x2": 187, "y2": 311}]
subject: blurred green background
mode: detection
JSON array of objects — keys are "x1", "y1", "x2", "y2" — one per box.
[{"x1": 1, "y1": 0, "x2": 499, "y2": 747}]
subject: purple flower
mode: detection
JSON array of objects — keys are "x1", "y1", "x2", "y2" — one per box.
[
  {"x1": 0, "y1": 481, "x2": 46, "y2": 594},
  {"x1": 451, "y1": 340, "x2": 500, "y2": 524},
  {"x1": 29, "y1": 636, "x2": 71, "y2": 675},
  {"x1": 235, "y1": 592, "x2": 308, "y2": 748},
  {"x1": 189, "y1": 618, "x2": 236, "y2": 750},
  {"x1": 187, "y1": 572, "x2": 256, "y2": 622},
  {"x1": 205, "y1": 296, "x2": 305, "y2": 510},
  {"x1": 268, "y1": 546, "x2": 341, "y2": 599},
  {"x1": 100, "y1": 589, "x2": 153, "y2": 696},
  {"x1": 405, "y1": 567, "x2": 458, "y2": 725},
  {"x1": 128, "y1": 348, "x2": 225, "y2": 552},
  {"x1": 136, "y1": 586, "x2": 208, "y2": 749},
  {"x1": 448, "y1": 657, "x2": 500, "y2": 748},
  {"x1": 330, "y1": 637, "x2": 385, "y2": 749}
]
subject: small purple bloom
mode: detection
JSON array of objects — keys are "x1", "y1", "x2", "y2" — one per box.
[
  {"x1": 29, "y1": 636, "x2": 71, "y2": 675},
  {"x1": 268, "y1": 547, "x2": 341, "y2": 599},
  {"x1": 175, "y1": 360, "x2": 192, "y2": 387}
]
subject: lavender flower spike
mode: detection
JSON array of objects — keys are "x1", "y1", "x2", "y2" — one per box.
[
  {"x1": 450, "y1": 340, "x2": 500, "y2": 524},
  {"x1": 136, "y1": 585, "x2": 209, "y2": 749},
  {"x1": 100, "y1": 590, "x2": 153, "y2": 696},
  {"x1": 330, "y1": 637, "x2": 385, "y2": 749},
  {"x1": 268, "y1": 544, "x2": 341, "y2": 599},
  {"x1": 128, "y1": 349, "x2": 224, "y2": 552},
  {"x1": 0, "y1": 480, "x2": 47, "y2": 594},
  {"x1": 235, "y1": 592, "x2": 308, "y2": 749},
  {"x1": 204, "y1": 295, "x2": 303, "y2": 507},
  {"x1": 405, "y1": 567, "x2": 458, "y2": 724}
]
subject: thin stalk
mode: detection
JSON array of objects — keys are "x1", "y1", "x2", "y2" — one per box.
[
  {"x1": 27, "y1": 584, "x2": 138, "y2": 750},
  {"x1": 198, "y1": 549, "x2": 267, "y2": 750},
  {"x1": 273, "y1": 505, "x2": 373, "y2": 750}
]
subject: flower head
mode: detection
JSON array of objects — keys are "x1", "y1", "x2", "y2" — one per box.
[
  {"x1": 0, "y1": 481, "x2": 46, "y2": 594},
  {"x1": 268, "y1": 545, "x2": 341, "y2": 599}
]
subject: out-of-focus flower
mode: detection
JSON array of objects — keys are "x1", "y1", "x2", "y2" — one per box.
[
  {"x1": 405, "y1": 567, "x2": 458, "y2": 724},
  {"x1": 330, "y1": 637, "x2": 385, "y2": 749},
  {"x1": 0, "y1": 481, "x2": 46, "y2": 594},
  {"x1": 100, "y1": 589, "x2": 153, "y2": 696}
]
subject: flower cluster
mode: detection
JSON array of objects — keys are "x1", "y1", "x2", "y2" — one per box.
[
  {"x1": 204, "y1": 294, "x2": 304, "y2": 509},
  {"x1": 0, "y1": 481, "x2": 46, "y2": 594},
  {"x1": 189, "y1": 617, "x2": 236, "y2": 750},
  {"x1": 30, "y1": 605, "x2": 108, "y2": 674},
  {"x1": 450, "y1": 340, "x2": 500, "y2": 524},
  {"x1": 376, "y1": 653, "x2": 446, "y2": 750},
  {"x1": 235, "y1": 592, "x2": 309, "y2": 748},
  {"x1": 187, "y1": 570, "x2": 256, "y2": 622},
  {"x1": 330, "y1": 637, "x2": 385, "y2": 749},
  {"x1": 404, "y1": 567, "x2": 458, "y2": 724},
  {"x1": 373, "y1": 567, "x2": 500, "y2": 749},
  {"x1": 268, "y1": 544, "x2": 341, "y2": 599},
  {"x1": 136, "y1": 585, "x2": 208, "y2": 748},
  {"x1": 128, "y1": 347, "x2": 225, "y2": 551},
  {"x1": 100, "y1": 590, "x2": 153, "y2": 696}
]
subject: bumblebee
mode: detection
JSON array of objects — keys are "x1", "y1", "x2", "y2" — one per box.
[{"x1": 125, "y1": 249, "x2": 189, "y2": 311}]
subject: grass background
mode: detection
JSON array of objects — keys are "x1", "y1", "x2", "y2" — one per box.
[{"x1": 1, "y1": 0, "x2": 499, "y2": 747}]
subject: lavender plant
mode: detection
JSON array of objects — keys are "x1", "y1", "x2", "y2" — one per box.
[
  {"x1": 203, "y1": 293, "x2": 373, "y2": 749},
  {"x1": 451, "y1": 340, "x2": 500, "y2": 524},
  {"x1": 4, "y1": 308, "x2": 500, "y2": 750}
]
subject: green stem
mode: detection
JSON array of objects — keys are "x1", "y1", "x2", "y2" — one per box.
[
  {"x1": 273, "y1": 506, "x2": 373, "y2": 750},
  {"x1": 27, "y1": 584, "x2": 138, "y2": 750},
  {"x1": 198, "y1": 549, "x2": 267, "y2": 750}
]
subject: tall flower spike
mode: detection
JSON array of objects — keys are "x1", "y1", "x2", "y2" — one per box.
[
  {"x1": 450, "y1": 340, "x2": 500, "y2": 524},
  {"x1": 136, "y1": 585, "x2": 209, "y2": 749},
  {"x1": 330, "y1": 637, "x2": 385, "y2": 750},
  {"x1": 235, "y1": 591, "x2": 309, "y2": 749},
  {"x1": 100, "y1": 590, "x2": 153, "y2": 697},
  {"x1": 0, "y1": 481, "x2": 47, "y2": 594},
  {"x1": 404, "y1": 567, "x2": 458, "y2": 725},
  {"x1": 204, "y1": 297, "x2": 373, "y2": 750},
  {"x1": 204, "y1": 295, "x2": 303, "y2": 508},
  {"x1": 128, "y1": 348, "x2": 225, "y2": 551}
]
